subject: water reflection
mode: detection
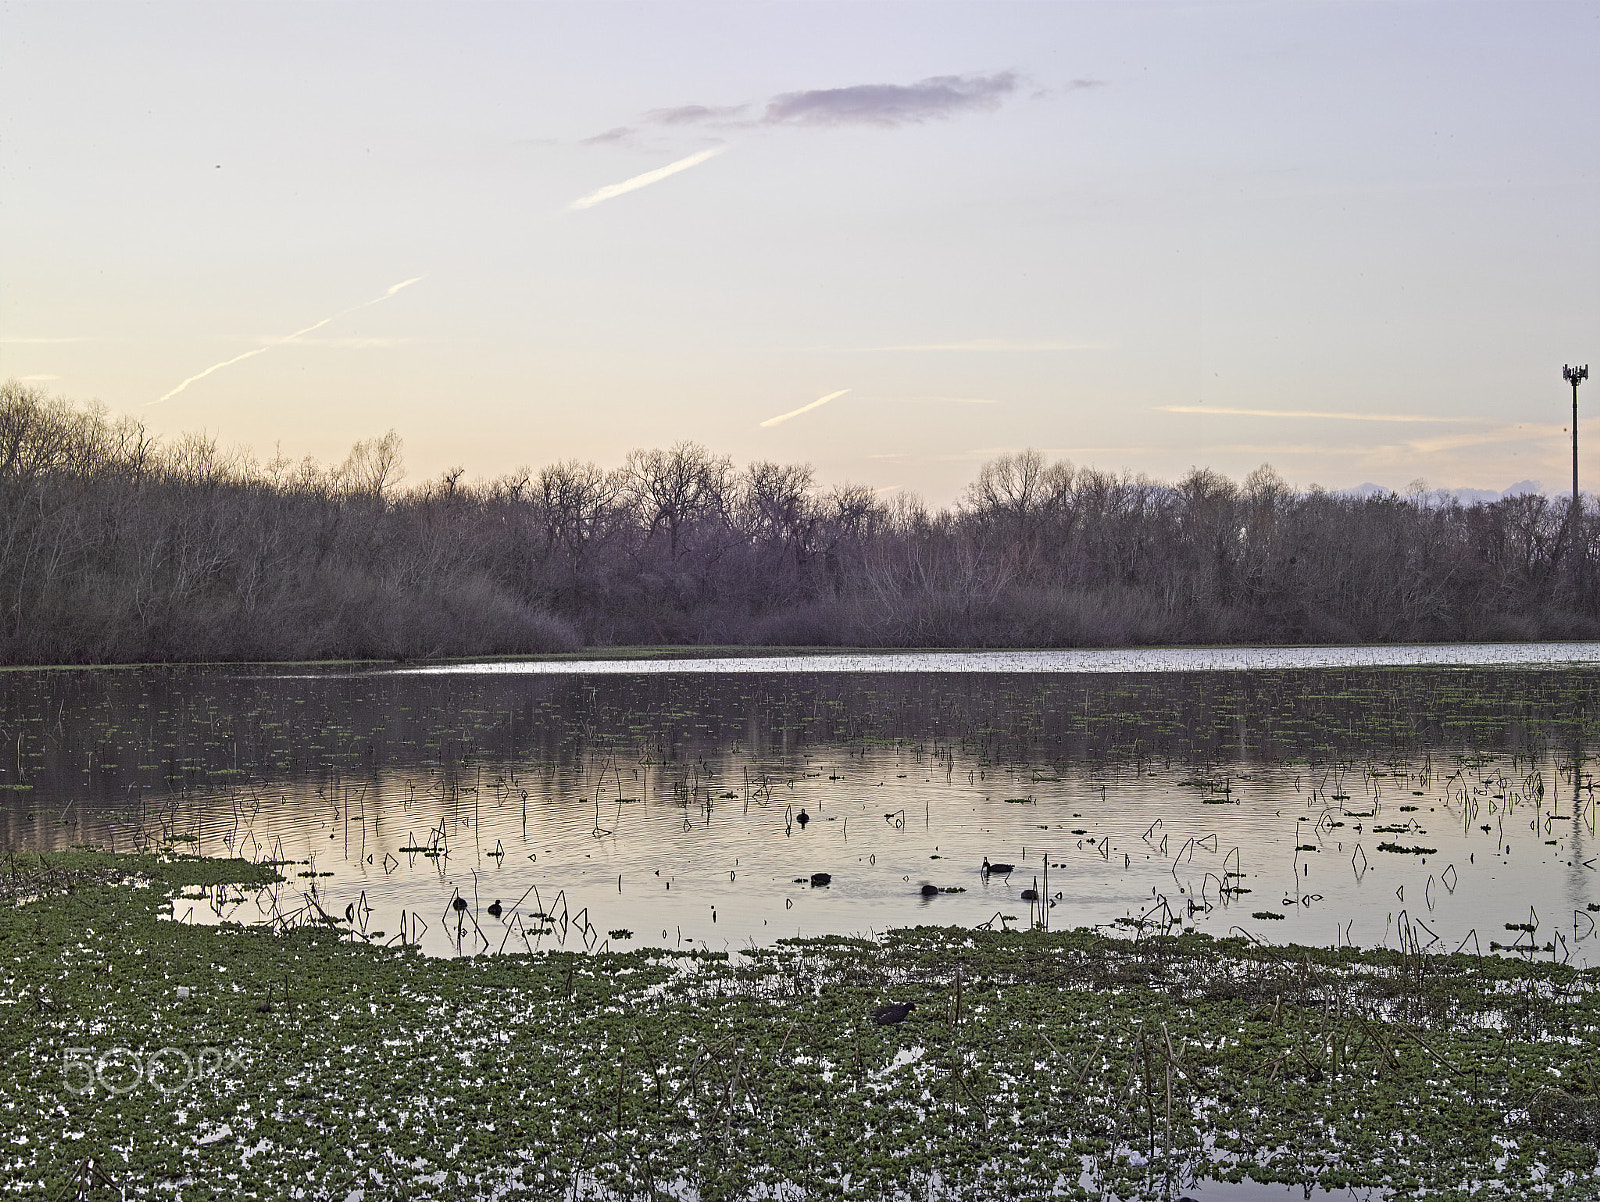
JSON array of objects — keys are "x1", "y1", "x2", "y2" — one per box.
[
  {"x1": 396, "y1": 642, "x2": 1600, "y2": 674},
  {"x1": 2, "y1": 662, "x2": 1597, "y2": 961}
]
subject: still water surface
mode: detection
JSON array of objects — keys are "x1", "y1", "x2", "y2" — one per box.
[
  {"x1": 3, "y1": 644, "x2": 1598, "y2": 963},
  {"x1": 402, "y1": 641, "x2": 1600, "y2": 674}
]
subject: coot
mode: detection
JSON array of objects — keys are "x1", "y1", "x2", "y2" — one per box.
[{"x1": 872, "y1": 1001, "x2": 917, "y2": 1025}]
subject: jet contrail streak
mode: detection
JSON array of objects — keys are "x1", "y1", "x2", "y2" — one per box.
[
  {"x1": 568, "y1": 146, "x2": 726, "y2": 211},
  {"x1": 760, "y1": 389, "x2": 851, "y2": 428},
  {"x1": 150, "y1": 276, "x2": 426, "y2": 405}
]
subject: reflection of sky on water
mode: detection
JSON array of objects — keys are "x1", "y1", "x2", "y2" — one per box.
[
  {"x1": 394, "y1": 643, "x2": 1600, "y2": 676},
  {"x1": 2, "y1": 656, "x2": 1596, "y2": 962},
  {"x1": 148, "y1": 742, "x2": 1597, "y2": 964}
]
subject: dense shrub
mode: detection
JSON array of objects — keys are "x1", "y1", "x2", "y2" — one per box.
[{"x1": 1, "y1": 382, "x2": 1595, "y2": 663}]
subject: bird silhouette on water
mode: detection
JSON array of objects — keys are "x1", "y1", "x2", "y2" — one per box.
[
  {"x1": 451, "y1": 896, "x2": 468, "y2": 914},
  {"x1": 486, "y1": 900, "x2": 503, "y2": 918},
  {"x1": 796, "y1": 809, "x2": 810, "y2": 828},
  {"x1": 872, "y1": 1001, "x2": 916, "y2": 1025},
  {"x1": 810, "y1": 872, "x2": 831, "y2": 887},
  {"x1": 982, "y1": 858, "x2": 1014, "y2": 876},
  {"x1": 920, "y1": 883, "x2": 939, "y2": 897}
]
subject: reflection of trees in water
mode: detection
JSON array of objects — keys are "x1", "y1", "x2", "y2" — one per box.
[{"x1": 2, "y1": 667, "x2": 1598, "y2": 821}]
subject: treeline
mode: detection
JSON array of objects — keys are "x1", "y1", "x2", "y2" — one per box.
[{"x1": 1, "y1": 381, "x2": 1596, "y2": 664}]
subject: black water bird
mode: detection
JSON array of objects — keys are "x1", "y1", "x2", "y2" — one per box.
[
  {"x1": 796, "y1": 809, "x2": 810, "y2": 828},
  {"x1": 810, "y1": 872, "x2": 832, "y2": 887},
  {"x1": 451, "y1": 896, "x2": 468, "y2": 913},
  {"x1": 486, "y1": 900, "x2": 503, "y2": 918},
  {"x1": 872, "y1": 1001, "x2": 916, "y2": 1025},
  {"x1": 1020, "y1": 888, "x2": 1040, "y2": 901},
  {"x1": 920, "y1": 884, "x2": 939, "y2": 897},
  {"x1": 982, "y1": 858, "x2": 1014, "y2": 876}
]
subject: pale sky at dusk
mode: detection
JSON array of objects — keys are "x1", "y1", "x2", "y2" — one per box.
[{"x1": 2, "y1": 1, "x2": 1596, "y2": 505}]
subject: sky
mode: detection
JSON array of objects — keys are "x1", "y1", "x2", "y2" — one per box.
[{"x1": 2, "y1": 0, "x2": 1597, "y2": 507}]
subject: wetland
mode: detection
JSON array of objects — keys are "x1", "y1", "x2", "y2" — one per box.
[{"x1": 5, "y1": 646, "x2": 1600, "y2": 1198}]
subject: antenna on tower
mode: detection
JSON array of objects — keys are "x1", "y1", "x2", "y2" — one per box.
[{"x1": 1567, "y1": 364, "x2": 1590, "y2": 512}]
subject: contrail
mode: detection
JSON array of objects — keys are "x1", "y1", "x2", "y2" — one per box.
[
  {"x1": 760, "y1": 389, "x2": 850, "y2": 428},
  {"x1": 149, "y1": 276, "x2": 425, "y2": 405},
  {"x1": 568, "y1": 146, "x2": 726, "y2": 211}
]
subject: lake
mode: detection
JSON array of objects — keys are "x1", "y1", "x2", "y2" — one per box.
[{"x1": 4, "y1": 643, "x2": 1598, "y2": 963}]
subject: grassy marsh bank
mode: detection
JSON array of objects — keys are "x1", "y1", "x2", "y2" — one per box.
[{"x1": 3, "y1": 853, "x2": 1599, "y2": 1199}]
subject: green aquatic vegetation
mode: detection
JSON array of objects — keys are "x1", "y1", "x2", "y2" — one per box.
[{"x1": 5, "y1": 853, "x2": 1600, "y2": 1200}]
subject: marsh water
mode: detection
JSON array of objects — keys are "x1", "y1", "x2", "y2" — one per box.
[{"x1": 4, "y1": 644, "x2": 1600, "y2": 964}]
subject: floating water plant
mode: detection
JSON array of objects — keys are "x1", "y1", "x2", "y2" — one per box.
[{"x1": 11, "y1": 850, "x2": 1600, "y2": 1199}]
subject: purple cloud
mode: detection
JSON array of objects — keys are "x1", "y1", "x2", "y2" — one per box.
[
  {"x1": 646, "y1": 104, "x2": 749, "y2": 126},
  {"x1": 759, "y1": 72, "x2": 1018, "y2": 128},
  {"x1": 580, "y1": 71, "x2": 1025, "y2": 146},
  {"x1": 581, "y1": 126, "x2": 637, "y2": 146}
]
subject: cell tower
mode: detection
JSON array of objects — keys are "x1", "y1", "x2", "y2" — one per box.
[{"x1": 1567, "y1": 364, "x2": 1589, "y2": 510}]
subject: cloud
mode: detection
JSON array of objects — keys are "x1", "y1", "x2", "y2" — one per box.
[
  {"x1": 861, "y1": 339, "x2": 1099, "y2": 352},
  {"x1": 254, "y1": 336, "x2": 412, "y2": 349},
  {"x1": 567, "y1": 146, "x2": 727, "y2": 211},
  {"x1": 900, "y1": 396, "x2": 999, "y2": 404},
  {"x1": 760, "y1": 389, "x2": 851, "y2": 428},
  {"x1": 1161, "y1": 405, "x2": 1490, "y2": 424},
  {"x1": 1202, "y1": 443, "x2": 1372, "y2": 457},
  {"x1": 0, "y1": 336, "x2": 103, "y2": 344},
  {"x1": 149, "y1": 276, "x2": 425, "y2": 406},
  {"x1": 17, "y1": 374, "x2": 60, "y2": 381},
  {"x1": 760, "y1": 72, "x2": 1018, "y2": 128},
  {"x1": 580, "y1": 126, "x2": 637, "y2": 146},
  {"x1": 585, "y1": 71, "x2": 1022, "y2": 142},
  {"x1": 1400, "y1": 426, "x2": 1561, "y2": 455},
  {"x1": 1195, "y1": 424, "x2": 1561, "y2": 458},
  {"x1": 647, "y1": 104, "x2": 748, "y2": 126}
]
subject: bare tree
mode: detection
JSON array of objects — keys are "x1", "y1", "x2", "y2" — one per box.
[{"x1": 340, "y1": 430, "x2": 405, "y2": 500}]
